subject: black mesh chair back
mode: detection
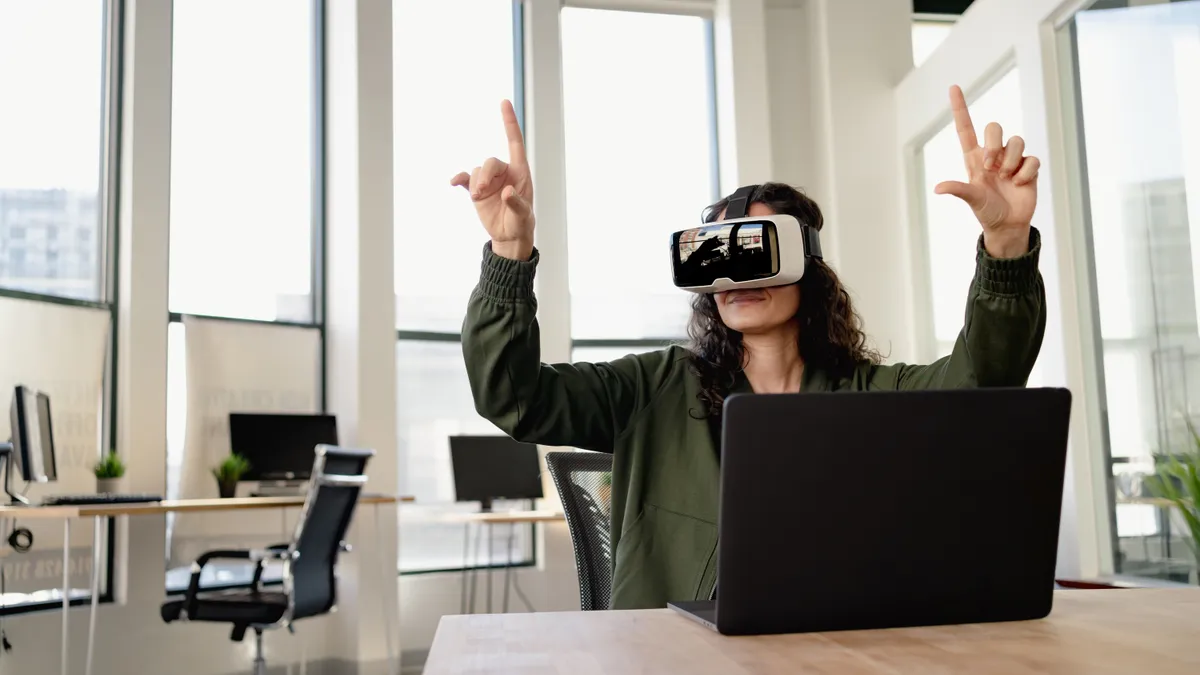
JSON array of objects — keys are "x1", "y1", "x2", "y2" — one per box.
[
  {"x1": 545, "y1": 451, "x2": 613, "y2": 611},
  {"x1": 288, "y1": 445, "x2": 373, "y2": 621}
]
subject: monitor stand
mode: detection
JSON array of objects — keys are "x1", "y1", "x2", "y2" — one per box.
[
  {"x1": 0, "y1": 443, "x2": 29, "y2": 506},
  {"x1": 250, "y1": 481, "x2": 307, "y2": 498},
  {"x1": 478, "y1": 497, "x2": 494, "y2": 513}
]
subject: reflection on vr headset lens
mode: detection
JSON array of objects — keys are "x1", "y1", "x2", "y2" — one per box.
[{"x1": 673, "y1": 221, "x2": 779, "y2": 288}]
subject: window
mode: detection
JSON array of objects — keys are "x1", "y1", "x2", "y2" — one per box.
[
  {"x1": 396, "y1": 340, "x2": 532, "y2": 573},
  {"x1": 393, "y1": 0, "x2": 530, "y2": 574},
  {"x1": 393, "y1": 0, "x2": 517, "y2": 334},
  {"x1": 571, "y1": 344, "x2": 670, "y2": 364},
  {"x1": 169, "y1": 0, "x2": 317, "y2": 322},
  {"x1": 918, "y1": 69, "x2": 1035, "y2": 382},
  {"x1": 165, "y1": 0, "x2": 325, "y2": 593},
  {"x1": 1062, "y1": 0, "x2": 1200, "y2": 583},
  {"x1": 0, "y1": 2, "x2": 107, "y2": 301},
  {"x1": 0, "y1": 0, "x2": 119, "y2": 614},
  {"x1": 562, "y1": 8, "x2": 718, "y2": 343}
]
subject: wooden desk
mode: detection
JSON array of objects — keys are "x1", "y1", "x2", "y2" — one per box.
[
  {"x1": 437, "y1": 509, "x2": 564, "y2": 525},
  {"x1": 0, "y1": 493, "x2": 409, "y2": 519},
  {"x1": 1, "y1": 493, "x2": 410, "y2": 675},
  {"x1": 425, "y1": 589, "x2": 1200, "y2": 675}
]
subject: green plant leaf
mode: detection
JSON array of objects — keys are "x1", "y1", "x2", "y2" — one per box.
[{"x1": 92, "y1": 451, "x2": 126, "y2": 479}]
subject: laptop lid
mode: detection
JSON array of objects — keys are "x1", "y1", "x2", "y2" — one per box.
[{"x1": 716, "y1": 387, "x2": 1071, "y2": 636}]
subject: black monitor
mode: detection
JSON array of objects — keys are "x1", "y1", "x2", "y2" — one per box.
[
  {"x1": 449, "y1": 435, "x2": 543, "y2": 512},
  {"x1": 10, "y1": 385, "x2": 56, "y2": 484},
  {"x1": 228, "y1": 413, "x2": 338, "y2": 482}
]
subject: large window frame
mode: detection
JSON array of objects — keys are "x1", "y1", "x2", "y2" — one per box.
[
  {"x1": 563, "y1": 6, "x2": 721, "y2": 357},
  {"x1": 0, "y1": 0, "x2": 123, "y2": 616},
  {"x1": 395, "y1": 0, "x2": 534, "y2": 577},
  {"x1": 162, "y1": 0, "x2": 327, "y2": 595},
  {"x1": 1058, "y1": 0, "x2": 1200, "y2": 584}
]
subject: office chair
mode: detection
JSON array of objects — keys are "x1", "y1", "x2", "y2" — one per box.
[
  {"x1": 545, "y1": 450, "x2": 613, "y2": 611},
  {"x1": 161, "y1": 445, "x2": 374, "y2": 675}
]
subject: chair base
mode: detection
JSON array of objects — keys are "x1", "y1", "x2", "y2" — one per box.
[{"x1": 253, "y1": 628, "x2": 266, "y2": 675}]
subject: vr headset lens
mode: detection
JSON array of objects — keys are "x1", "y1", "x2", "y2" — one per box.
[{"x1": 672, "y1": 220, "x2": 780, "y2": 288}]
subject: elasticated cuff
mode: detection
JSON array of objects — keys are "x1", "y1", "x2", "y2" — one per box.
[
  {"x1": 476, "y1": 242, "x2": 538, "y2": 302},
  {"x1": 976, "y1": 227, "x2": 1041, "y2": 296}
]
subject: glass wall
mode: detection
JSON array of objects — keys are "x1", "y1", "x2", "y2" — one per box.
[
  {"x1": 1063, "y1": 0, "x2": 1200, "y2": 583},
  {"x1": 393, "y1": 0, "x2": 532, "y2": 574},
  {"x1": 169, "y1": 0, "x2": 317, "y2": 322},
  {"x1": 165, "y1": 0, "x2": 325, "y2": 592},
  {"x1": 0, "y1": 0, "x2": 118, "y2": 613},
  {"x1": 562, "y1": 8, "x2": 718, "y2": 347}
]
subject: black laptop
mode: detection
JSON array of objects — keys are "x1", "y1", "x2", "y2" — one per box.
[{"x1": 669, "y1": 387, "x2": 1072, "y2": 636}]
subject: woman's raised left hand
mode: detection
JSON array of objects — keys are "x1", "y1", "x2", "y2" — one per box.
[{"x1": 934, "y1": 85, "x2": 1039, "y2": 259}]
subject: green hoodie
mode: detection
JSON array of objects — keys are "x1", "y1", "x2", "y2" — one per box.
[{"x1": 462, "y1": 228, "x2": 1045, "y2": 610}]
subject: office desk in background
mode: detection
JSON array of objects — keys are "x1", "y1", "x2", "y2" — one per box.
[
  {"x1": 434, "y1": 510, "x2": 565, "y2": 615},
  {"x1": 0, "y1": 494, "x2": 412, "y2": 675},
  {"x1": 425, "y1": 589, "x2": 1200, "y2": 675}
]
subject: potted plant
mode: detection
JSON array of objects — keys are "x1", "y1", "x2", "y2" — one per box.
[
  {"x1": 212, "y1": 454, "x2": 251, "y2": 499},
  {"x1": 1147, "y1": 418, "x2": 1200, "y2": 577},
  {"x1": 93, "y1": 451, "x2": 126, "y2": 494},
  {"x1": 598, "y1": 471, "x2": 612, "y2": 513}
]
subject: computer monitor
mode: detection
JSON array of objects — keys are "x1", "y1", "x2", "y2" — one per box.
[
  {"x1": 9, "y1": 385, "x2": 56, "y2": 484},
  {"x1": 228, "y1": 413, "x2": 338, "y2": 482},
  {"x1": 449, "y1": 435, "x2": 543, "y2": 512}
]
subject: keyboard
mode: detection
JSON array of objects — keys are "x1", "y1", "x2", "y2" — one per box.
[{"x1": 41, "y1": 493, "x2": 163, "y2": 506}]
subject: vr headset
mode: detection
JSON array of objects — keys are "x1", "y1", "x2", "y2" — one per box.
[{"x1": 669, "y1": 184, "x2": 823, "y2": 293}]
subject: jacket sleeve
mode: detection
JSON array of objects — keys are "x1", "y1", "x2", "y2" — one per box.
[
  {"x1": 871, "y1": 227, "x2": 1046, "y2": 390},
  {"x1": 461, "y1": 243, "x2": 674, "y2": 452}
]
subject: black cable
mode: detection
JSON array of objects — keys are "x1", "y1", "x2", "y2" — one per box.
[
  {"x1": 511, "y1": 568, "x2": 535, "y2": 613},
  {"x1": 6, "y1": 525, "x2": 31, "y2": 554},
  {"x1": 1, "y1": 519, "x2": 11, "y2": 653}
]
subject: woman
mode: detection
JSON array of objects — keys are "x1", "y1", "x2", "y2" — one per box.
[{"x1": 451, "y1": 86, "x2": 1046, "y2": 611}]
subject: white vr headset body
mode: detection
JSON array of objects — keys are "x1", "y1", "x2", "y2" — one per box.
[{"x1": 669, "y1": 185, "x2": 823, "y2": 294}]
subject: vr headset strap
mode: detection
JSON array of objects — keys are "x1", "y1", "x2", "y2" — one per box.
[
  {"x1": 724, "y1": 185, "x2": 758, "y2": 219},
  {"x1": 804, "y1": 226, "x2": 823, "y2": 260}
]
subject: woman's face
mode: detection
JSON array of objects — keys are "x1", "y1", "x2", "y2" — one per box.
[{"x1": 713, "y1": 203, "x2": 802, "y2": 334}]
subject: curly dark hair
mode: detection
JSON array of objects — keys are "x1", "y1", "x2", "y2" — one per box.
[{"x1": 686, "y1": 182, "x2": 881, "y2": 418}]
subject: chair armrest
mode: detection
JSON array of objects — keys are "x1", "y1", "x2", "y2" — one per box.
[
  {"x1": 184, "y1": 549, "x2": 252, "y2": 616},
  {"x1": 250, "y1": 544, "x2": 292, "y2": 589}
]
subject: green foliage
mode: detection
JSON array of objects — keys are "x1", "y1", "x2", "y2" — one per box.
[
  {"x1": 212, "y1": 453, "x2": 251, "y2": 484},
  {"x1": 601, "y1": 471, "x2": 612, "y2": 487},
  {"x1": 93, "y1": 451, "x2": 126, "y2": 479},
  {"x1": 1148, "y1": 417, "x2": 1200, "y2": 566}
]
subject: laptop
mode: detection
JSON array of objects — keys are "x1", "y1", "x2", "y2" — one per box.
[{"x1": 669, "y1": 387, "x2": 1071, "y2": 636}]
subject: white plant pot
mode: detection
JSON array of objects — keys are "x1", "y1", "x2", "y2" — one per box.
[{"x1": 96, "y1": 477, "x2": 123, "y2": 494}]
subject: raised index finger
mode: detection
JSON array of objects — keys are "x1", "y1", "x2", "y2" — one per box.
[
  {"x1": 949, "y1": 85, "x2": 978, "y2": 153},
  {"x1": 501, "y1": 99, "x2": 527, "y2": 166}
]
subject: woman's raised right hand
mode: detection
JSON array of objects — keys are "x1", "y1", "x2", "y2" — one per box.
[{"x1": 451, "y1": 100, "x2": 535, "y2": 261}]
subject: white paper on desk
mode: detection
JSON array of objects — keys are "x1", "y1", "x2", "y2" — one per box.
[
  {"x1": 0, "y1": 296, "x2": 109, "y2": 591},
  {"x1": 168, "y1": 316, "x2": 320, "y2": 568}
]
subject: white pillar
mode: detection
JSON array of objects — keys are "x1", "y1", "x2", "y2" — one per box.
[
  {"x1": 524, "y1": 0, "x2": 571, "y2": 366},
  {"x1": 802, "y1": 0, "x2": 916, "y2": 361},
  {"x1": 712, "y1": 0, "x2": 774, "y2": 194},
  {"x1": 114, "y1": 0, "x2": 172, "y2": 606},
  {"x1": 325, "y1": 0, "x2": 400, "y2": 666}
]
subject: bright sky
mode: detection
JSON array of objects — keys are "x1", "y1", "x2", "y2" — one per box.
[
  {"x1": 0, "y1": 1, "x2": 104, "y2": 190},
  {"x1": 168, "y1": 0, "x2": 314, "y2": 319},
  {"x1": 562, "y1": 8, "x2": 714, "y2": 340},
  {"x1": 392, "y1": 0, "x2": 515, "y2": 333}
]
